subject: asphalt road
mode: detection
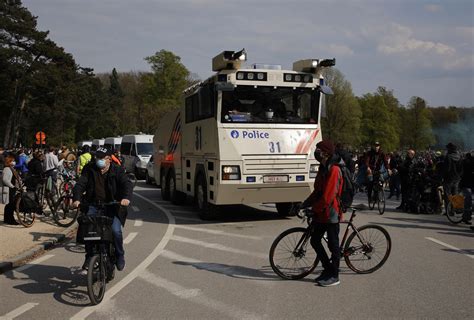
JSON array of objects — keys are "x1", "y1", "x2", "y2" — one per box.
[{"x1": 0, "y1": 182, "x2": 473, "y2": 320}]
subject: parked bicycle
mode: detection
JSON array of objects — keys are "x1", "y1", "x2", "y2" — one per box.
[
  {"x1": 368, "y1": 171, "x2": 386, "y2": 215},
  {"x1": 77, "y1": 202, "x2": 120, "y2": 305},
  {"x1": 445, "y1": 193, "x2": 465, "y2": 224},
  {"x1": 269, "y1": 204, "x2": 392, "y2": 280}
]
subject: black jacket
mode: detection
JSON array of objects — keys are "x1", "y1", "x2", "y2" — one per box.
[
  {"x1": 73, "y1": 162, "x2": 133, "y2": 226},
  {"x1": 442, "y1": 151, "x2": 463, "y2": 183},
  {"x1": 460, "y1": 155, "x2": 473, "y2": 188}
]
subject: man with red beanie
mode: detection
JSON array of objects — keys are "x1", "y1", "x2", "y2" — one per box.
[{"x1": 302, "y1": 139, "x2": 343, "y2": 286}]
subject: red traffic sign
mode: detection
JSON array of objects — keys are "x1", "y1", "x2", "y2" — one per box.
[{"x1": 35, "y1": 131, "x2": 46, "y2": 141}]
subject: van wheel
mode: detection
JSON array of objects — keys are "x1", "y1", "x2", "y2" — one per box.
[
  {"x1": 276, "y1": 202, "x2": 296, "y2": 217},
  {"x1": 195, "y1": 174, "x2": 218, "y2": 220},
  {"x1": 161, "y1": 172, "x2": 170, "y2": 201},
  {"x1": 169, "y1": 172, "x2": 186, "y2": 205},
  {"x1": 145, "y1": 171, "x2": 152, "y2": 185}
]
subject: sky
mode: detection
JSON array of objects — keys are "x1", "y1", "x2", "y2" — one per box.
[{"x1": 22, "y1": 0, "x2": 474, "y2": 107}]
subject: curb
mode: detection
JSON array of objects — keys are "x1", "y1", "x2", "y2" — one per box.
[{"x1": 0, "y1": 223, "x2": 78, "y2": 274}]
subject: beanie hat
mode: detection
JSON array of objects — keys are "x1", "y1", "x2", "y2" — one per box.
[{"x1": 316, "y1": 140, "x2": 335, "y2": 156}]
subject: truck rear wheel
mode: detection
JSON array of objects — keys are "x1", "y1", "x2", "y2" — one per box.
[
  {"x1": 169, "y1": 171, "x2": 186, "y2": 205},
  {"x1": 161, "y1": 172, "x2": 170, "y2": 201},
  {"x1": 195, "y1": 174, "x2": 219, "y2": 220},
  {"x1": 276, "y1": 202, "x2": 297, "y2": 217}
]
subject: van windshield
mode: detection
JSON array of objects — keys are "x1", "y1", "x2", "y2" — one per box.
[
  {"x1": 137, "y1": 143, "x2": 153, "y2": 156},
  {"x1": 221, "y1": 86, "x2": 319, "y2": 124}
]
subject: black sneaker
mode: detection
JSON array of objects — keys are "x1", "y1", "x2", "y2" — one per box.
[
  {"x1": 318, "y1": 277, "x2": 340, "y2": 287},
  {"x1": 116, "y1": 255, "x2": 125, "y2": 271},
  {"x1": 462, "y1": 219, "x2": 472, "y2": 225},
  {"x1": 81, "y1": 257, "x2": 91, "y2": 270},
  {"x1": 314, "y1": 270, "x2": 330, "y2": 283}
]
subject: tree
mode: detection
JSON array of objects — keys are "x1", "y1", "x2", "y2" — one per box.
[
  {"x1": 0, "y1": 0, "x2": 76, "y2": 146},
  {"x1": 358, "y1": 89, "x2": 400, "y2": 151},
  {"x1": 400, "y1": 96, "x2": 434, "y2": 150},
  {"x1": 321, "y1": 68, "x2": 361, "y2": 147}
]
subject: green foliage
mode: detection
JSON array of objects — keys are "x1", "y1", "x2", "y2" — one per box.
[
  {"x1": 321, "y1": 68, "x2": 361, "y2": 146},
  {"x1": 400, "y1": 97, "x2": 435, "y2": 150},
  {"x1": 358, "y1": 87, "x2": 400, "y2": 151}
]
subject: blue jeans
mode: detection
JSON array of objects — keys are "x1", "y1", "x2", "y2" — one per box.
[
  {"x1": 462, "y1": 188, "x2": 472, "y2": 221},
  {"x1": 85, "y1": 206, "x2": 124, "y2": 258}
]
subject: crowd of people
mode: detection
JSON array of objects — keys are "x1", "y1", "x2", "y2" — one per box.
[{"x1": 352, "y1": 142, "x2": 473, "y2": 224}]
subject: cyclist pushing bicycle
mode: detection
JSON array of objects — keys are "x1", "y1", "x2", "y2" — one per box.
[
  {"x1": 365, "y1": 142, "x2": 390, "y2": 205},
  {"x1": 72, "y1": 147, "x2": 133, "y2": 273},
  {"x1": 300, "y1": 140, "x2": 344, "y2": 287}
]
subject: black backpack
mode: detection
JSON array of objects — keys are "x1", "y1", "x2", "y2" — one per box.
[{"x1": 335, "y1": 163, "x2": 355, "y2": 212}]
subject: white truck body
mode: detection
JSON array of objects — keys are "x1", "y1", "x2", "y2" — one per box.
[
  {"x1": 153, "y1": 51, "x2": 334, "y2": 217},
  {"x1": 104, "y1": 136, "x2": 122, "y2": 152},
  {"x1": 121, "y1": 134, "x2": 154, "y2": 177}
]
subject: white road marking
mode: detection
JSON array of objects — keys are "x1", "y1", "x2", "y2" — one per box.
[
  {"x1": 124, "y1": 232, "x2": 138, "y2": 244},
  {"x1": 174, "y1": 225, "x2": 262, "y2": 240},
  {"x1": 0, "y1": 303, "x2": 39, "y2": 319},
  {"x1": 71, "y1": 192, "x2": 176, "y2": 320},
  {"x1": 426, "y1": 237, "x2": 474, "y2": 259},
  {"x1": 161, "y1": 250, "x2": 272, "y2": 284},
  {"x1": 138, "y1": 269, "x2": 262, "y2": 320},
  {"x1": 171, "y1": 235, "x2": 267, "y2": 259},
  {"x1": 134, "y1": 219, "x2": 143, "y2": 227},
  {"x1": 131, "y1": 206, "x2": 140, "y2": 212}
]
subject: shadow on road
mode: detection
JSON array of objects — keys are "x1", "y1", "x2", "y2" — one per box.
[{"x1": 3, "y1": 263, "x2": 91, "y2": 307}]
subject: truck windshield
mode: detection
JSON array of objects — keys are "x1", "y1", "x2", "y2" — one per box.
[
  {"x1": 137, "y1": 143, "x2": 153, "y2": 156},
  {"x1": 221, "y1": 86, "x2": 319, "y2": 124}
]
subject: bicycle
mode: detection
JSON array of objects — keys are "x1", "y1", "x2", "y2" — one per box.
[
  {"x1": 368, "y1": 172, "x2": 386, "y2": 215},
  {"x1": 445, "y1": 193, "x2": 464, "y2": 224},
  {"x1": 77, "y1": 202, "x2": 119, "y2": 305},
  {"x1": 14, "y1": 183, "x2": 38, "y2": 227},
  {"x1": 54, "y1": 170, "x2": 80, "y2": 227},
  {"x1": 269, "y1": 204, "x2": 392, "y2": 280}
]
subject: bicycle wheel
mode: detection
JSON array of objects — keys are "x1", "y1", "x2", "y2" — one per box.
[
  {"x1": 15, "y1": 195, "x2": 36, "y2": 227},
  {"x1": 446, "y1": 202, "x2": 463, "y2": 224},
  {"x1": 87, "y1": 254, "x2": 106, "y2": 305},
  {"x1": 52, "y1": 197, "x2": 79, "y2": 227},
  {"x1": 344, "y1": 224, "x2": 391, "y2": 274},
  {"x1": 377, "y1": 188, "x2": 386, "y2": 215},
  {"x1": 368, "y1": 190, "x2": 376, "y2": 210},
  {"x1": 35, "y1": 185, "x2": 47, "y2": 211},
  {"x1": 269, "y1": 227, "x2": 318, "y2": 280}
]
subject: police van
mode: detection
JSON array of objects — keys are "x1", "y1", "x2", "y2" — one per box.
[
  {"x1": 121, "y1": 134, "x2": 154, "y2": 179},
  {"x1": 153, "y1": 49, "x2": 335, "y2": 219},
  {"x1": 91, "y1": 138, "x2": 105, "y2": 151},
  {"x1": 104, "y1": 136, "x2": 122, "y2": 152}
]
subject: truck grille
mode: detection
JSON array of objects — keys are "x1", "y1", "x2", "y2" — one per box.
[{"x1": 242, "y1": 155, "x2": 308, "y2": 175}]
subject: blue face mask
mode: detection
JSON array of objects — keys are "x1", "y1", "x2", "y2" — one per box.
[{"x1": 96, "y1": 159, "x2": 106, "y2": 168}]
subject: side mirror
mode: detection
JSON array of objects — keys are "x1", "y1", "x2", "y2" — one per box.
[{"x1": 319, "y1": 85, "x2": 333, "y2": 95}]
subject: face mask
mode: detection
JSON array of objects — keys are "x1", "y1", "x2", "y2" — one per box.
[
  {"x1": 11, "y1": 161, "x2": 16, "y2": 166},
  {"x1": 314, "y1": 150, "x2": 323, "y2": 162},
  {"x1": 96, "y1": 159, "x2": 106, "y2": 169}
]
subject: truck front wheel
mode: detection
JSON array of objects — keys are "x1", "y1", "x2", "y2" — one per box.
[{"x1": 195, "y1": 175, "x2": 219, "y2": 220}]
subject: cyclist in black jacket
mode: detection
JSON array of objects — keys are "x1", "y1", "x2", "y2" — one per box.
[{"x1": 73, "y1": 147, "x2": 133, "y2": 272}]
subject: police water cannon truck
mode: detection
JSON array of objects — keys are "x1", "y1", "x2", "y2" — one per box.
[{"x1": 153, "y1": 49, "x2": 335, "y2": 219}]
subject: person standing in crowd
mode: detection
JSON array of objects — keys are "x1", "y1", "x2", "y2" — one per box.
[
  {"x1": 441, "y1": 143, "x2": 463, "y2": 211},
  {"x1": 397, "y1": 149, "x2": 416, "y2": 210},
  {"x1": 77, "y1": 145, "x2": 92, "y2": 175},
  {"x1": 14, "y1": 148, "x2": 29, "y2": 177},
  {"x1": 460, "y1": 152, "x2": 473, "y2": 225},
  {"x1": 43, "y1": 146, "x2": 59, "y2": 185},
  {"x1": 388, "y1": 152, "x2": 402, "y2": 200},
  {"x1": 26, "y1": 151, "x2": 44, "y2": 191},
  {"x1": 301, "y1": 140, "x2": 343, "y2": 287},
  {"x1": 365, "y1": 142, "x2": 389, "y2": 203},
  {"x1": 59, "y1": 146, "x2": 77, "y2": 169},
  {"x1": 1, "y1": 154, "x2": 20, "y2": 225}
]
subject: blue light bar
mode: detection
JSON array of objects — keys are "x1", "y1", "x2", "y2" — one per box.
[
  {"x1": 296, "y1": 175, "x2": 305, "y2": 181},
  {"x1": 246, "y1": 176, "x2": 256, "y2": 183}
]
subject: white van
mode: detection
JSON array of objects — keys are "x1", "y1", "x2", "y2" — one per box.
[
  {"x1": 104, "y1": 137, "x2": 122, "y2": 152},
  {"x1": 78, "y1": 141, "x2": 92, "y2": 148},
  {"x1": 92, "y1": 139, "x2": 105, "y2": 151},
  {"x1": 121, "y1": 134, "x2": 154, "y2": 178}
]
